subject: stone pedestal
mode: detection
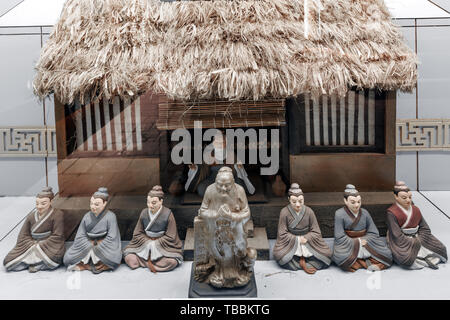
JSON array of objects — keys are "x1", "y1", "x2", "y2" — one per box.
[
  {"x1": 188, "y1": 216, "x2": 257, "y2": 298},
  {"x1": 183, "y1": 226, "x2": 270, "y2": 261},
  {"x1": 188, "y1": 263, "x2": 257, "y2": 298}
]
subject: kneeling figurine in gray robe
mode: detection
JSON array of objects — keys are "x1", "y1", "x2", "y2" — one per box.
[
  {"x1": 332, "y1": 184, "x2": 393, "y2": 272},
  {"x1": 273, "y1": 183, "x2": 332, "y2": 274},
  {"x1": 63, "y1": 187, "x2": 122, "y2": 274}
]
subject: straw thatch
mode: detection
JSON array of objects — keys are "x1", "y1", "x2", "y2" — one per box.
[{"x1": 34, "y1": 0, "x2": 418, "y2": 104}]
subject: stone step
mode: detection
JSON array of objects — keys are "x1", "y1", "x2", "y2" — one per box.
[{"x1": 183, "y1": 227, "x2": 270, "y2": 261}]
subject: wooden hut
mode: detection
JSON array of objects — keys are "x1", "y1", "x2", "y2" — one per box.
[{"x1": 34, "y1": 0, "x2": 417, "y2": 244}]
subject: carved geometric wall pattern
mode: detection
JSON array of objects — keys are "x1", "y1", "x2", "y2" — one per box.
[
  {"x1": 0, "y1": 127, "x2": 56, "y2": 157},
  {"x1": 0, "y1": 120, "x2": 449, "y2": 156},
  {"x1": 396, "y1": 119, "x2": 450, "y2": 151}
]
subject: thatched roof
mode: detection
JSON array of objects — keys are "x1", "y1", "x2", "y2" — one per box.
[{"x1": 34, "y1": 0, "x2": 418, "y2": 104}]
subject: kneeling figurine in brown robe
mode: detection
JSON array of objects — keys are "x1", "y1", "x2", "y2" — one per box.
[
  {"x1": 273, "y1": 183, "x2": 332, "y2": 274},
  {"x1": 386, "y1": 181, "x2": 447, "y2": 270},
  {"x1": 3, "y1": 187, "x2": 65, "y2": 272},
  {"x1": 332, "y1": 185, "x2": 393, "y2": 272},
  {"x1": 123, "y1": 186, "x2": 183, "y2": 272}
]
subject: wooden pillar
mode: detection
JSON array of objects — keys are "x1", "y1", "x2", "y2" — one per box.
[{"x1": 54, "y1": 97, "x2": 67, "y2": 160}]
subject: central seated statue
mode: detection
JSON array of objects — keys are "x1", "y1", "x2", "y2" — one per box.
[{"x1": 194, "y1": 166, "x2": 256, "y2": 288}]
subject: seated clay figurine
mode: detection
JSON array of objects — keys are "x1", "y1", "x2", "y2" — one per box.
[
  {"x1": 386, "y1": 181, "x2": 447, "y2": 269},
  {"x1": 332, "y1": 185, "x2": 393, "y2": 272},
  {"x1": 123, "y1": 186, "x2": 183, "y2": 272},
  {"x1": 3, "y1": 187, "x2": 65, "y2": 272},
  {"x1": 63, "y1": 187, "x2": 122, "y2": 274},
  {"x1": 170, "y1": 130, "x2": 255, "y2": 197},
  {"x1": 194, "y1": 166, "x2": 256, "y2": 288},
  {"x1": 273, "y1": 183, "x2": 332, "y2": 274}
]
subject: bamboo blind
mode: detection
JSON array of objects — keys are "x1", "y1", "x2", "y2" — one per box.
[{"x1": 156, "y1": 99, "x2": 286, "y2": 130}]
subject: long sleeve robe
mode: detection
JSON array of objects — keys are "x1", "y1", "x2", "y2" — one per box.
[
  {"x1": 3, "y1": 207, "x2": 65, "y2": 271},
  {"x1": 63, "y1": 210, "x2": 122, "y2": 270},
  {"x1": 386, "y1": 204, "x2": 447, "y2": 268},
  {"x1": 123, "y1": 206, "x2": 183, "y2": 264},
  {"x1": 273, "y1": 205, "x2": 332, "y2": 270},
  {"x1": 332, "y1": 207, "x2": 393, "y2": 270}
]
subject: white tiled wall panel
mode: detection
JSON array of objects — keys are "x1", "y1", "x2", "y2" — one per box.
[
  {"x1": 417, "y1": 26, "x2": 450, "y2": 190},
  {"x1": 0, "y1": 0, "x2": 22, "y2": 17},
  {"x1": 396, "y1": 25, "x2": 418, "y2": 190},
  {"x1": 0, "y1": 31, "x2": 57, "y2": 196},
  {"x1": 0, "y1": 34, "x2": 43, "y2": 126}
]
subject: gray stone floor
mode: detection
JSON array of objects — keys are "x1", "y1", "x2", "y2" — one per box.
[{"x1": 0, "y1": 191, "x2": 449, "y2": 299}]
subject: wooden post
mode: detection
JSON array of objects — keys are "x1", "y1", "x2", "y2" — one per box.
[
  {"x1": 385, "y1": 90, "x2": 397, "y2": 156},
  {"x1": 54, "y1": 97, "x2": 67, "y2": 160}
]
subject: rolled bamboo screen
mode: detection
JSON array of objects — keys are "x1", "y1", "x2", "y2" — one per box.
[{"x1": 156, "y1": 99, "x2": 286, "y2": 130}]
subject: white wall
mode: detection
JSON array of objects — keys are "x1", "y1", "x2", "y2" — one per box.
[
  {"x1": 0, "y1": 27, "x2": 57, "y2": 196},
  {"x1": 395, "y1": 20, "x2": 418, "y2": 190},
  {"x1": 0, "y1": 1, "x2": 23, "y2": 17},
  {"x1": 395, "y1": 18, "x2": 450, "y2": 190},
  {"x1": 432, "y1": 0, "x2": 450, "y2": 12}
]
